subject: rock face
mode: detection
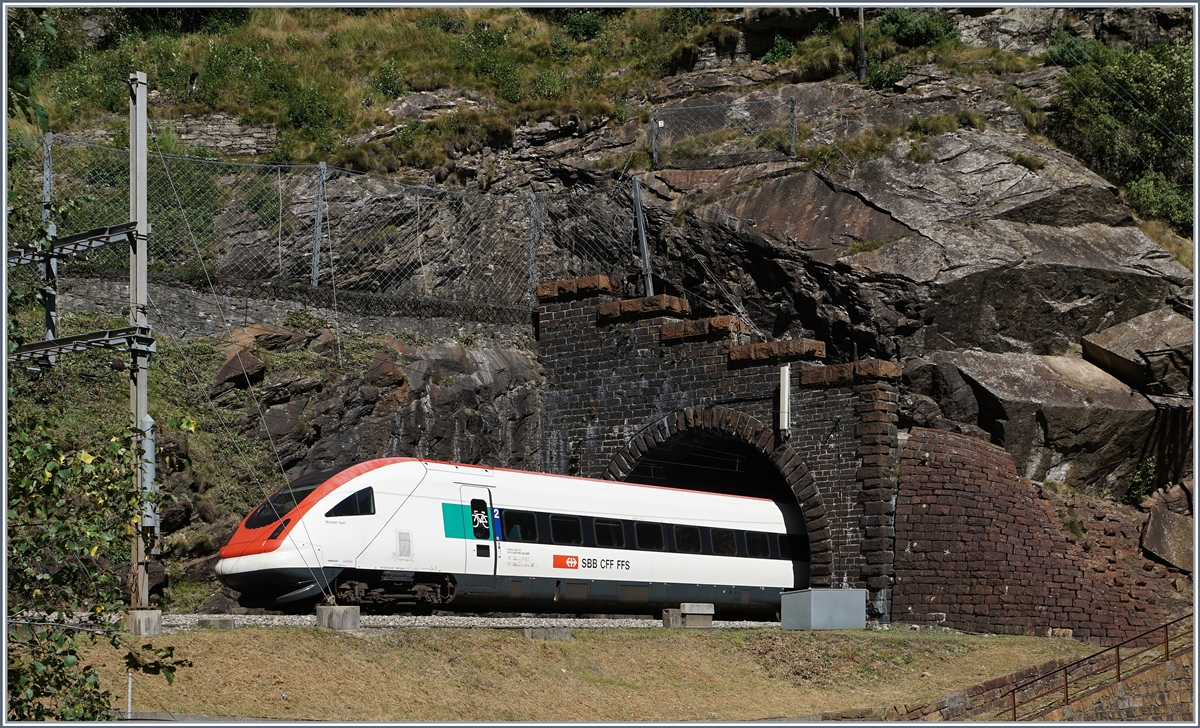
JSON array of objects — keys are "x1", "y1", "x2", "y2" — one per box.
[
  {"x1": 956, "y1": 7, "x2": 1193, "y2": 55},
  {"x1": 903, "y1": 351, "x2": 1163, "y2": 495},
  {"x1": 1083, "y1": 308, "x2": 1193, "y2": 395}
]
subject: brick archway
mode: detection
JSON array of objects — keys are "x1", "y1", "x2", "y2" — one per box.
[{"x1": 602, "y1": 404, "x2": 833, "y2": 588}]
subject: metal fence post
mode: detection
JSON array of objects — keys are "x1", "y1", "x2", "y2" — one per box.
[
  {"x1": 633, "y1": 179, "x2": 653, "y2": 297},
  {"x1": 528, "y1": 194, "x2": 538, "y2": 310},
  {"x1": 41, "y1": 132, "x2": 58, "y2": 347},
  {"x1": 789, "y1": 97, "x2": 798, "y2": 157},
  {"x1": 311, "y1": 162, "x2": 326, "y2": 288},
  {"x1": 651, "y1": 107, "x2": 659, "y2": 169}
]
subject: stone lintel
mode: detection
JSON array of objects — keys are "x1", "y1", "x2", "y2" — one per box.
[{"x1": 728, "y1": 337, "x2": 826, "y2": 364}]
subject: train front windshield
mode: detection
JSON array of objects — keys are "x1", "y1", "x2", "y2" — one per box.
[{"x1": 244, "y1": 468, "x2": 339, "y2": 529}]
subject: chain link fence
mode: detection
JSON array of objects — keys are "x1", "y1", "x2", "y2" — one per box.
[
  {"x1": 652, "y1": 98, "x2": 798, "y2": 169},
  {"x1": 6, "y1": 134, "x2": 646, "y2": 323}
]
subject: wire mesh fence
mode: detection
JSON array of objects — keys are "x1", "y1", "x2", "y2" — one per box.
[
  {"x1": 6, "y1": 134, "x2": 646, "y2": 323},
  {"x1": 652, "y1": 98, "x2": 798, "y2": 169}
]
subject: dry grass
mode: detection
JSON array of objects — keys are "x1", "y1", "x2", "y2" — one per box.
[
  {"x1": 1139, "y1": 219, "x2": 1193, "y2": 270},
  {"x1": 84, "y1": 627, "x2": 1096, "y2": 721}
]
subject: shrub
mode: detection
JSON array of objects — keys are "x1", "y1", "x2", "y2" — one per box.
[
  {"x1": 1048, "y1": 36, "x2": 1193, "y2": 231},
  {"x1": 372, "y1": 59, "x2": 409, "y2": 99},
  {"x1": 866, "y1": 58, "x2": 907, "y2": 90},
  {"x1": 762, "y1": 35, "x2": 795, "y2": 65},
  {"x1": 878, "y1": 9, "x2": 959, "y2": 48},
  {"x1": 1126, "y1": 172, "x2": 1193, "y2": 228}
]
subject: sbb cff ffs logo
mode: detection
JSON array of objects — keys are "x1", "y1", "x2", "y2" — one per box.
[{"x1": 553, "y1": 555, "x2": 578, "y2": 569}]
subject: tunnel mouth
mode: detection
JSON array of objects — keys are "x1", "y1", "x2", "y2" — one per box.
[{"x1": 623, "y1": 429, "x2": 811, "y2": 564}]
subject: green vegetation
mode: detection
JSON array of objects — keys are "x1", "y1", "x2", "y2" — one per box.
[
  {"x1": 1045, "y1": 31, "x2": 1193, "y2": 232},
  {"x1": 8, "y1": 7, "x2": 746, "y2": 172},
  {"x1": 1007, "y1": 151, "x2": 1047, "y2": 173},
  {"x1": 878, "y1": 9, "x2": 959, "y2": 49}
]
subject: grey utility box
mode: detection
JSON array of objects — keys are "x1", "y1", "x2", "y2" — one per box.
[{"x1": 781, "y1": 589, "x2": 867, "y2": 630}]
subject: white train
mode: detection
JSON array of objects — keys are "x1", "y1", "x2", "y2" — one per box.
[{"x1": 215, "y1": 458, "x2": 810, "y2": 617}]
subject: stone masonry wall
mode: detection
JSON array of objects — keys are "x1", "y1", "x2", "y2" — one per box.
[
  {"x1": 536, "y1": 281, "x2": 902, "y2": 619},
  {"x1": 893, "y1": 428, "x2": 1174, "y2": 643}
]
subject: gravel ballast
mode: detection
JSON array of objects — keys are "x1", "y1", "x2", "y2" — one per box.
[{"x1": 163, "y1": 613, "x2": 778, "y2": 632}]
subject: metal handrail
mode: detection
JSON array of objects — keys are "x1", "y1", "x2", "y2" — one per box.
[{"x1": 994, "y1": 613, "x2": 1193, "y2": 720}]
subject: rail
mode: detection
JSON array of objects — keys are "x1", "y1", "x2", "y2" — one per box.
[{"x1": 993, "y1": 613, "x2": 1193, "y2": 720}]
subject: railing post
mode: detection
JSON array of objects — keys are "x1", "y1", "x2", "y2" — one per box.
[
  {"x1": 310, "y1": 161, "x2": 326, "y2": 288},
  {"x1": 1164, "y1": 624, "x2": 1169, "y2": 661},
  {"x1": 1063, "y1": 668, "x2": 1068, "y2": 706},
  {"x1": 1010, "y1": 689, "x2": 1016, "y2": 721},
  {"x1": 651, "y1": 107, "x2": 659, "y2": 169},
  {"x1": 1116, "y1": 645, "x2": 1121, "y2": 682}
]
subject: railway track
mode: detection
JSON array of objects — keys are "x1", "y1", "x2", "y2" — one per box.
[{"x1": 161, "y1": 612, "x2": 779, "y2": 632}]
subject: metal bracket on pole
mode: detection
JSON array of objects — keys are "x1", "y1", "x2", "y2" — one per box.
[
  {"x1": 779, "y1": 363, "x2": 792, "y2": 439},
  {"x1": 311, "y1": 162, "x2": 326, "y2": 288},
  {"x1": 633, "y1": 179, "x2": 654, "y2": 297}
]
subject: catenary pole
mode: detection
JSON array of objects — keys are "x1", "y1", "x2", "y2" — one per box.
[{"x1": 128, "y1": 71, "x2": 152, "y2": 609}]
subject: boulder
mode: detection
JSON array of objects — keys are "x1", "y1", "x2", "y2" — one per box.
[
  {"x1": 213, "y1": 346, "x2": 266, "y2": 388},
  {"x1": 226, "y1": 323, "x2": 310, "y2": 353},
  {"x1": 928, "y1": 351, "x2": 1160, "y2": 495},
  {"x1": 1083, "y1": 308, "x2": 1193, "y2": 394},
  {"x1": 1141, "y1": 506, "x2": 1193, "y2": 572},
  {"x1": 1140, "y1": 483, "x2": 1193, "y2": 517}
]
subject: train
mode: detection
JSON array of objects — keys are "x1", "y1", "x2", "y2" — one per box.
[{"x1": 215, "y1": 458, "x2": 811, "y2": 618}]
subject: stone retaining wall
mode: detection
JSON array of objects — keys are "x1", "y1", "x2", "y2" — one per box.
[{"x1": 892, "y1": 428, "x2": 1174, "y2": 643}]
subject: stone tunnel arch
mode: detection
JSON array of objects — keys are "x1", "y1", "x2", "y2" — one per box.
[{"x1": 602, "y1": 405, "x2": 833, "y2": 588}]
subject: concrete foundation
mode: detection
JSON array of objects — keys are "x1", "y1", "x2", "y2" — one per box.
[
  {"x1": 315, "y1": 605, "x2": 360, "y2": 630},
  {"x1": 523, "y1": 627, "x2": 572, "y2": 640},
  {"x1": 123, "y1": 609, "x2": 162, "y2": 636},
  {"x1": 196, "y1": 617, "x2": 237, "y2": 630}
]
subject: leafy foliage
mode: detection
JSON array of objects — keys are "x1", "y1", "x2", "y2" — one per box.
[
  {"x1": 1047, "y1": 36, "x2": 1193, "y2": 231},
  {"x1": 866, "y1": 59, "x2": 908, "y2": 90},
  {"x1": 6, "y1": 421, "x2": 191, "y2": 720},
  {"x1": 762, "y1": 36, "x2": 796, "y2": 66},
  {"x1": 877, "y1": 9, "x2": 959, "y2": 48}
]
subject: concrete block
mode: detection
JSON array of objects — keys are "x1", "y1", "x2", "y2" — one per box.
[
  {"x1": 680, "y1": 602, "x2": 714, "y2": 615},
  {"x1": 781, "y1": 589, "x2": 867, "y2": 630},
  {"x1": 663, "y1": 609, "x2": 682, "y2": 628},
  {"x1": 123, "y1": 609, "x2": 162, "y2": 636},
  {"x1": 682, "y1": 614, "x2": 713, "y2": 628},
  {"x1": 315, "y1": 605, "x2": 360, "y2": 630},
  {"x1": 196, "y1": 617, "x2": 237, "y2": 630},
  {"x1": 523, "y1": 627, "x2": 572, "y2": 640}
]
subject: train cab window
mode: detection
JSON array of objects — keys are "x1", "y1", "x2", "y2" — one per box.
[
  {"x1": 502, "y1": 510, "x2": 538, "y2": 542},
  {"x1": 711, "y1": 528, "x2": 737, "y2": 556},
  {"x1": 746, "y1": 531, "x2": 770, "y2": 558},
  {"x1": 244, "y1": 468, "x2": 338, "y2": 529},
  {"x1": 635, "y1": 522, "x2": 664, "y2": 551},
  {"x1": 594, "y1": 519, "x2": 625, "y2": 548},
  {"x1": 324, "y1": 487, "x2": 375, "y2": 518},
  {"x1": 775, "y1": 533, "x2": 790, "y2": 560},
  {"x1": 550, "y1": 515, "x2": 583, "y2": 545},
  {"x1": 673, "y1": 525, "x2": 702, "y2": 554}
]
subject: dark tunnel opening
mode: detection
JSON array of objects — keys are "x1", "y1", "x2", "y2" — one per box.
[{"x1": 622, "y1": 430, "x2": 811, "y2": 587}]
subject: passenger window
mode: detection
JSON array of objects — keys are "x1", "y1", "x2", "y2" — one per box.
[
  {"x1": 324, "y1": 487, "x2": 375, "y2": 518},
  {"x1": 746, "y1": 531, "x2": 770, "y2": 558},
  {"x1": 594, "y1": 519, "x2": 625, "y2": 548},
  {"x1": 503, "y1": 510, "x2": 538, "y2": 542},
  {"x1": 635, "y1": 522, "x2": 664, "y2": 551},
  {"x1": 711, "y1": 528, "x2": 737, "y2": 556},
  {"x1": 470, "y1": 499, "x2": 491, "y2": 539},
  {"x1": 673, "y1": 525, "x2": 701, "y2": 553},
  {"x1": 550, "y1": 514, "x2": 583, "y2": 545}
]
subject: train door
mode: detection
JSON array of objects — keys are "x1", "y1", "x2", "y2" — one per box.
[{"x1": 459, "y1": 485, "x2": 497, "y2": 585}]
